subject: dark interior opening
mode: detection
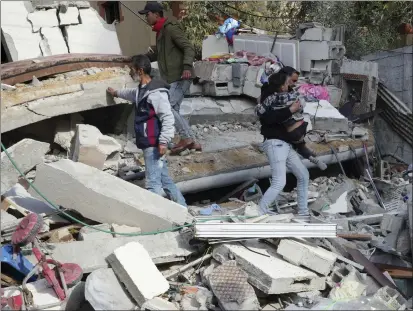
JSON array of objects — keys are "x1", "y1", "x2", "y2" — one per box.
[{"x1": 1, "y1": 40, "x2": 11, "y2": 64}]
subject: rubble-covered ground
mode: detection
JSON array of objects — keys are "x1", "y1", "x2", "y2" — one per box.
[{"x1": 1, "y1": 48, "x2": 412, "y2": 311}]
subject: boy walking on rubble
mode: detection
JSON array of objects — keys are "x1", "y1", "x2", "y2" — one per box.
[
  {"x1": 139, "y1": 1, "x2": 202, "y2": 155},
  {"x1": 107, "y1": 54, "x2": 187, "y2": 208}
]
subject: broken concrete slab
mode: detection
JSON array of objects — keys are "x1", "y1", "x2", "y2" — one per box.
[
  {"x1": 32, "y1": 160, "x2": 188, "y2": 229},
  {"x1": 141, "y1": 297, "x2": 179, "y2": 310},
  {"x1": 27, "y1": 231, "x2": 195, "y2": 273},
  {"x1": 85, "y1": 268, "x2": 137, "y2": 310},
  {"x1": 71, "y1": 124, "x2": 121, "y2": 170},
  {"x1": 27, "y1": 9, "x2": 59, "y2": 32},
  {"x1": 59, "y1": 6, "x2": 79, "y2": 26},
  {"x1": 1, "y1": 139, "x2": 50, "y2": 195},
  {"x1": 65, "y1": 23, "x2": 122, "y2": 54},
  {"x1": 213, "y1": 241, "x2": 326, "y2": 295},
  {"x1": 2, "y1": 76, "x2": 134, "y2": 133},
  {"x1": 303, "y1": 100, "x2": 348, "y2": 133},
  {"x1": 40, "y1": 27, "x2": 69, "y2": 56},
  {"x1": 277, "y1": 239, "x2": 338, "y2": 276},
  {"x1": 78, "y1": 223, "x2": 113, "y2": 241},
  {"x1": 1, "y1": 1, "x2": 42, "y2": 61},
  {"x1": 180, "y1": 97, "x2": 256, "y2": 125},
  {"x1": 107, "y1": 242, "x2": 169, "y2": 307},
  {"x1": 206, "y1": 260, "x2": 260, "y2": 310}
]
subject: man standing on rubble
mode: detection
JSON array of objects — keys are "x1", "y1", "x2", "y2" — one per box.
[
  {"x1": 107, "y1": 55, "x2": 187, "y2": 208},
  {"x1": 139, "y1": 1, "x2": 202, "y2": 155}
]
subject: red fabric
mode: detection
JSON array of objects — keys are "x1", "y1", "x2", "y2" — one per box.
[{"x1": 152, "y1": 17, "x2": 167, "y2": 37}]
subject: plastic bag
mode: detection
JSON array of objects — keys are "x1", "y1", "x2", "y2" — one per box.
[{"x1": 298, "y1": 84, "x2": 330, "y2": 101}]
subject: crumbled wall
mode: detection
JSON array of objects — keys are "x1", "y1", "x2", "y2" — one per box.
[{"x1": 1, "y1": 1, "x2": 122, "y2": 62}]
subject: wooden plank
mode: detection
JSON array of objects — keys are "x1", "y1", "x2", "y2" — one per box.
[{"x1": 375, "y1": 263, "x2": 413, "y2": 279}]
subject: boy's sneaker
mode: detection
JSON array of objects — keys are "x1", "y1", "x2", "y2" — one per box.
[{"x1": 309, "y1": 156, "x2": 327, "y2": 170}]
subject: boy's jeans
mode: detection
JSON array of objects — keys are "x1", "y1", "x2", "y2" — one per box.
[
  {"x1": 259, "y1": 139, "x2": 310, "y2": 215},
  {"x1": 169, "y1": 80, "x2": 194, "y2": 140},
  {"x1": 143, "y1": 147, "x2": 187, "y2": 208}
]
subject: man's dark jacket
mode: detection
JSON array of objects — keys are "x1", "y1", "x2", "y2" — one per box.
[{"x1": 148, "y1": 20, "x2": 195, "y2": 84}]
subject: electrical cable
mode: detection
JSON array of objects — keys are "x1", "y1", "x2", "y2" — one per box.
[{"x1": 0, "y1": 142, "x2": 257, "y2": 236}]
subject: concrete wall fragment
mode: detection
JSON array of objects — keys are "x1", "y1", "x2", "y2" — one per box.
[{"x1": 31, "y1": 160, "x2": 188, "y2": 230}]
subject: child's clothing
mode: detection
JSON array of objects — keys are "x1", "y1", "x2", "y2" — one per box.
[
  {"x1": 116, "y1": 79, "x2": 187, "y2": 207},
  {"x1": 256, "y1": 90, "x2": 327, "y2": 170}
]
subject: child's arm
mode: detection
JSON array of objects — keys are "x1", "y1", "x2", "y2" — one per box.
[
  {"x1": 147, "y1": 91, "x2": 175, "y2": 146},
  {"x1": 107, "y1": 87, "x2": 137, "y2": 102}
]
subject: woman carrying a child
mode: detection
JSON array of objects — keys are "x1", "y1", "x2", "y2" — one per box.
[{"x1": 256, "y1": 69, "x2": 326, "y2": 216}]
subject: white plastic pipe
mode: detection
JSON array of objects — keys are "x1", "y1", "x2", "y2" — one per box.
[{"x1": 177, "y1": 146, "x2": 374, "y2": 194}]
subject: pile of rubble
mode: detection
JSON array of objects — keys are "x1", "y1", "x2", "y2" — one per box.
[{"x1": 1, "y1": 134, "x2": 412, "y2": 310}]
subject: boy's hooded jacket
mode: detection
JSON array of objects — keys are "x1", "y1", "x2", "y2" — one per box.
[{"x1": 116, "y1": 78, "x2": 174, "y2": 149}]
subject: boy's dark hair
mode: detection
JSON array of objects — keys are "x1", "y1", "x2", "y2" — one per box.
[
  {"x1": 281, "y1": 66, "x2": 299, "y2": 76},
  {"x1": 156, "y1": 10, "x2": 164, "y2": 17},
  {"x1": 260, "y1": 71, "x2": 289, "y2": 103},
  {"x1": 131, "y1": 54, "x2": 152, "y2": 75}
]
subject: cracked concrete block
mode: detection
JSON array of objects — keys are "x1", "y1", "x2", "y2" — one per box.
[
  {"x1": 1, "y1": 139, "x2": 50, "y2": 195},
  {"x1": 193, "y1": 62, "x2": 248, "y2": 83},
  {"x1": 32, "y1": 160, "x2": 189, "y2": 230},
  {"x1": 107, "y1": 242, "x2": 169, "y2": 307},
  {"x1": 78, "y1": 223, "x2": 113, "y2": 241},
  {"x1": 79, "y1": 7, "x2": 105, "y2": 24},
  {"x1": 206, "y1": 260, "x2": 260, "y2": 310},
  {"x1": 277, "y1": 239, "x2": 337, "y2": 276},
  {"x1": 54, "y1": 113, "x2": 84, "y2": 151},
  {"x1": 27, "y1": 9, "x2": 59, "y2": 32},
  {"x1": 203, "y1": 81, "x2": 242, "y2": 96},
  {"x1": 27, "y1": 231, "x2": 195, "y2": 273},
  {"x1": 1, "y1": 210, "x2": 17, "y2": 227},
  {"x1": 59, "y1": 6, "x2": 79, "y2": 25},
  {"x1": 72, "y1": 124, "x2": 121, "y2": 170},
  {"x1": 85, "y1": 268, "x2": 137, "y2": 310},
  {"x1": 340, "y1": 59, "x2": 379, "y2": 78},
  {"x1": 303, "y1": 100, "x2": 348, "y2": 132},
  {"x1": 359, "y1": 199, "x2": 385, "y2": 215},
  {"x1": 213, "y1": 241, "x2": 326, "y2": 295},
  {"x1": 40, "y1": 27, "x2": 69, "y2": 56},
  {"x1": 374, "y1": 286, "x2": 407, "y2": 310},
  {"x1": 301, "y1": 27, "x2": 334, "y2": 42},
  {"x1": 141, "y1": 297, "x2": 179, "y2": 310},
  {"x1": 328, "y1": 266, "x2": 367, "y2": 300}
]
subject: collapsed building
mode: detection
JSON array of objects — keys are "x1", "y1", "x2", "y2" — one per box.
[{"x1": 1, "y1": 2, "x2": 412, "y2": 311}]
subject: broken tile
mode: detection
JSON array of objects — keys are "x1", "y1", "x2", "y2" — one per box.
[
  {"x1": 107, "y1": 242, "x2": 169, "y2": 307},
  {"x1": 40, "y1": 27, "x2": 69, "y2": 56},
  {"x1": 213, "y1": 241, "x2": 326, "y2": 295},
  {"x1": 207, "y1": 260, "x2": 260, "y2": 310},
  {"x1": 59, "y1": 6, "x2": 79, "y2": 25},
  {"x1": 27, "y1": 231, "x2": 195, "y2": 273},
  {"x1": 277, "y1": 239, "x2": 338, "y2": 276},
  {"x1": 27, "y1": 9, "x2": 59, "y2": 32},
  {"x1": 1, "y1": 139, "x2": 50, "y2": 195},
  {"x1": 32, "y1": 160, "x2": 188, "y2": 230},
  {"x1": 85, "y1": 268, "x2": 136, "y2": 310}
]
